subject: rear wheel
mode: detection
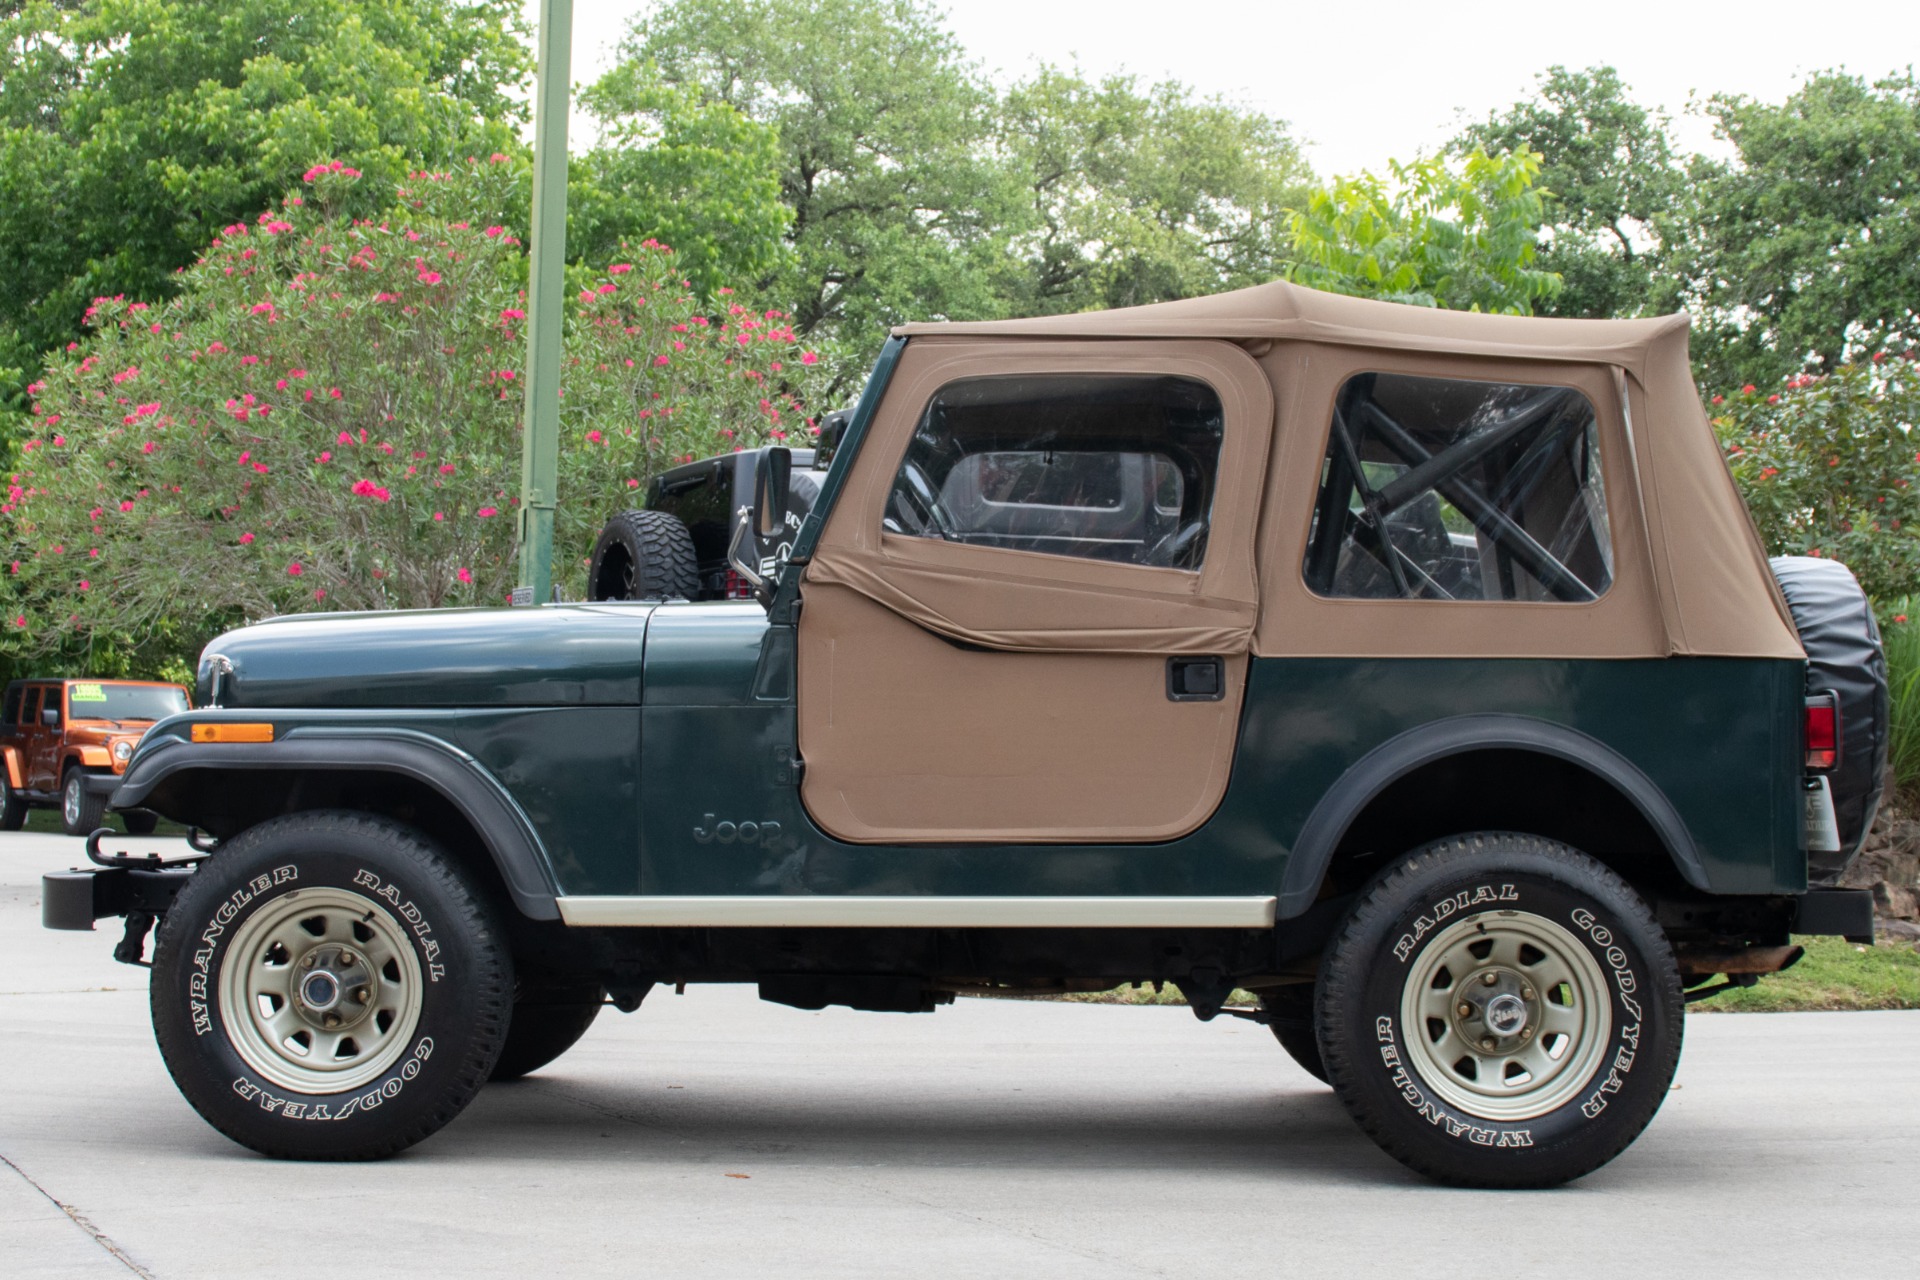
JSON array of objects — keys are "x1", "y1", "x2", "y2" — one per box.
[
  {"x1": 490, "y1": 981, "x2": 606, "y2": 1081},
  {"x1": 588, "y1": 509, "x2": 699, "y2": 602},
  {"x1": 149, "y1": 811, "x2": 512, "y2": 1159},
  {"x1": 1318, "y1": 832, "x2": 1682, "y2": 1188},
  {"x1": 0, "y1": 774, "x2": 25, "y2": 830},
  {"x1": 60, "y1": 767, "x2": 106, "y2": 836}
]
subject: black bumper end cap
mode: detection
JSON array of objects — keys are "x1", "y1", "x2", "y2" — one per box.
[
  {"x1": 1794, "y1": 888, "x2": 1876, "y2": 944},
  {"x1": 42, "y1": 869, "x2": 101, "y2": 931}
]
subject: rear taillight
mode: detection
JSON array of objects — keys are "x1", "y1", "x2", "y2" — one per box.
[
  {"x1": 724, "y1": 569, "x2": 754, "y2": 600},
  {"x1": 1805, "y1": 694, "x2": 1840, "y2": 772}
]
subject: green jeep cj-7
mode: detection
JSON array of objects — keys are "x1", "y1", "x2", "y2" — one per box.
[{"x1": 44, "y1": 282, "x2": 1887, "y2": 1188}]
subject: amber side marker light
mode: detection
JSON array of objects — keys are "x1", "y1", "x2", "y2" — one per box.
[
  {"x1": 191, "y1": 723, "x2": 275, "y2": 744},
  {"x1": 1804, "y1": 695, "x2": 1839, "y2": 772}
]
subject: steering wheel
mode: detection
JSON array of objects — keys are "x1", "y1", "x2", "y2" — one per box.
[
  {"x1": 891, "y1": 460, "x2": 958, "y2": 540},
  {"x1": 1148, "y1": 520, "x2": 1207, "y2": 569}
]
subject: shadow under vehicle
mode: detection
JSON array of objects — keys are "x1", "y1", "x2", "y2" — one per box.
[{"x1": 43, "y1": 283, "x2": 1885, "y2": 1188}]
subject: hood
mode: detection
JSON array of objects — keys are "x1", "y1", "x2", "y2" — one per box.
[{"x1": 199, "y1": 603, "x2": 656, "y2": 710}]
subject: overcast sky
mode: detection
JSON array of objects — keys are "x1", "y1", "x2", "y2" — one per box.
[{"x1": 534, "y1": 0, "x2": 1920, "y2": 177}]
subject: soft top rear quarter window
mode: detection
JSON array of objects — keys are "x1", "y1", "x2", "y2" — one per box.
[{"x1": 1303, "y1": 371, "x2": 1614, "y2": 603}]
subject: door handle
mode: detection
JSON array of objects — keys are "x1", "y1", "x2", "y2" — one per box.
[{"x1": 1166, "y1": 656, "x2": 1225, "y2": 702}]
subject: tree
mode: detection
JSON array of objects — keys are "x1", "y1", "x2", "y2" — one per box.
[
  {"x1": 1452, "y1": 65, "x2": 1685, "y2": 321},
  {"x1": 1687, "y1": 71, "x2": 1920, "y2": 390},
  {"x1": 1713, "y1": 354, "x2": 1920, "y2": 603},
  {"x1": 996, "y1": 65, "x2": 1313, "y2": 316},
  {"x1": 575, "y1": 62, "x2": 791, "y2": 300},
  {"x1": 0, "y1": 0, "x2": 531, "y2": 411},
  {"x1": 1284, "y1": 148, "x2": 1561, "y2": 315},
  {"x1": 3, "y1": 162, "x2": 828, "y2": 656},
  {"x1": 614, "y1": 0, "x2": 1015, "y2": 376}
]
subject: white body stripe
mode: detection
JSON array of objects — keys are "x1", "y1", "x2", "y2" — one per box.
[{"x1": 554, "y1": 895, "x2": 1277, "y2": 929}]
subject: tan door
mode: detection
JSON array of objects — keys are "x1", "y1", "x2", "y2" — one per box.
[{"x1": 799, "y1": 338, "x2": 1274, "y2": 844}]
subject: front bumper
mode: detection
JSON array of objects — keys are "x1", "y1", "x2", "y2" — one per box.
[{"x1": 43, "y1": 864, "x2": 194, "y2": 931}]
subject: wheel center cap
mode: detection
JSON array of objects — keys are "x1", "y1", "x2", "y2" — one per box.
[
  {"x1": 1484, "y1": 992, "x2": 1528, "y2": 1036},
  {"x1": 300, "y1": 970, "x2": 342, "y2": 1012}
]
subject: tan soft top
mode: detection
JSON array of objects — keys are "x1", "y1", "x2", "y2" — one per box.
[
  {"x1": 851, "y1": 281, "x2": 1801, "y2": 661},
  {"x1": 896, "y1": 281, "x2": 1687, "y2": 378}
]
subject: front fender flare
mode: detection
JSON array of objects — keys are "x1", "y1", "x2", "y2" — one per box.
[
  {"x1": 111, "y1": 727, "x2": 560, "y2": 920},
  {"x1": 1277, "y1": 713, "x2": 1707, "y2": 918}
]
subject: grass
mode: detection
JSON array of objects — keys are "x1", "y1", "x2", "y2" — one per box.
[
  {"x1": 1025, "y1": 936, "x2": 1920, "y2": 1015},
  {"x1": 1689, "y1": 935, "x2": 1920, "y2": 1012}
]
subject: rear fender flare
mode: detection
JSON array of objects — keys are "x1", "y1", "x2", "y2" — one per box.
[
  {"x1": 110, "y1": 727, "x2": 560, "y2": 920},
  {"x1": 1277, "y1": 713, "x2": 1706, "y2": 918}
]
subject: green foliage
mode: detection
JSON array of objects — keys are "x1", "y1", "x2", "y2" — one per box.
[
  {"x1": 625, "y1": 0, "x2": 1013, "y2": 362},
  {"x1": 1687, "y1": 71, "x2": 1920, "y2": 390},
  {"x1": 1878, "y1": 601, "x2": 1920, "y2": 802},
  {"x1": 2, "y1": 162, "x2": 827, "y2": 656},
  {"x1": 1284, "y1": 147, "x2": 1561, "y2": 314},
  {"x1": 575, "y1": 62, "x2": 791, "y2": 299},
  {"x1": 0, "y1": 0, "x2": 530, "y2": 396},
  {"x1": 1452, "y1": 65, "x2": 1685, "y2": 321},
  {"x1": 1713, "y1": 356, "x2": 1920, "y2": 602},
  {"x1": 996, "y1": 65, "x2": 1313, "y2": 316}
]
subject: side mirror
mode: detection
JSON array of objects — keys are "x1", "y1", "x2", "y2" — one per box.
[
  {"x1": 41, "y1": 707, "x2": 58, "y2": 727},
  {"x1": 756, "y1": 446, "x2": 791, "y2": 538}
]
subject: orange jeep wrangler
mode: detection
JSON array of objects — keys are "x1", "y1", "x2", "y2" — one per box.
[{"x1": 0, "y1": 678, "x2": 190, "y2": 834}]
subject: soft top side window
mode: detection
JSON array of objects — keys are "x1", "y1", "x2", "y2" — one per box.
[
  {"x1": 886, "y1": 373, "x2": 1224, "y2": 570},
  {"x1": 2, "y1": 685, "x2": 20, "y2": 727},
  {"x1": 1302, "y1": 371, "x2": 1614, "y2": 603}
]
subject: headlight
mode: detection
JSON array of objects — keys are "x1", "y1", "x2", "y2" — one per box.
[{"x1": 112, "y1": 739, "x2": 134, "y2": 763}]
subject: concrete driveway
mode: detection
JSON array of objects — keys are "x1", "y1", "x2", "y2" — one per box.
[{"x1": 2, "y1": 830, "x2": 1914, "y2": 1278}]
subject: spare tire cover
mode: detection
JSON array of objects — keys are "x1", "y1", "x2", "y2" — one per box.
[{"x1": 1769, "y1": 556, "x2": 1889, "y2": 879}]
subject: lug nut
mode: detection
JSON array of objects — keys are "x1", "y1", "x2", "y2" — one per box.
[
  {"x1": 1481, "y1": 971, "x2": 1498, "y2": 986},
  {"x1": 1521, "y1": 1027, "x2": 1534, "y2": 1039},
  {"x1": 323, "y1": 1013, "x2": 340, "y2": 1028},
  {"x1": 301, "y1": 954, "x2": 316, "y2": 969},
  {"x1": 1458, "y1": 1003, "x2": 1473, "y2": 1018},
  {"x1": 1480, "y1": 1037, "x2": 1496, "y2": 1051},
  {"x1": 354, "y1": 988, "x2": 370, "y2": 1004},
  {"x1": 339, "y1": 950, "x2": 355, "y2": 968},
  {"x1": 1521, "y1": 985, "x2": 1534, "y2": 1000}
]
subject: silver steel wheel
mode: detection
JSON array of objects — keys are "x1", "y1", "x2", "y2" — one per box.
[
  {"x1": 62, "y1": 773, "x2": 82, "y2": 827},
  {"x1": 1399, "y1": 909, "x2": 1611, "y2": 1122},
  {"x1": 217, "y1": 886, "x2": 425, "y2": 1094}
]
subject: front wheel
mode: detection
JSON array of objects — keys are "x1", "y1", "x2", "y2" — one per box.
[
  {"x1": 61, "y1": 768, "x2": 106, "y2": 835},
  {"x1": 1317, "y1": 833, "x2": 1682, "y2": 1188},
  {"x1": 149, "y1": 811, "x2": 513, "y2": 1159}
]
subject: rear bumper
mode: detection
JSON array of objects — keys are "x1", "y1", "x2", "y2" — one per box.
[{"x1": 1794, "y1": 888, "x2": 1875, "y2": 943}]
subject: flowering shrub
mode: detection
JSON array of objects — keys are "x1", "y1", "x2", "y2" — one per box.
[
  {"x1": 5, "y1": 162, "x2": 825, "y2": 648},
  {"x1": 1715, "y1": 355, "x2": 1920, "y2": 601}
]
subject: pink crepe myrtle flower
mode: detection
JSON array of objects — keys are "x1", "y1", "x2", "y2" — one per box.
[
  {"x1": 317, "y1": 451, "x2": 332, "y2": 464},
  {"x1": 501, "y1": 308, "x2": 526, "y2": 321},
  {"x1": 286, "y1": 563, "x2": 303, "y2": 576},
  {"x1": 476, "y1": 507, "x2": 499, "y2": 518},
  {"x1": 586, "y1": 429, "x2": 603, "y2": 444},
  {"x1": 313, "y1": 589, "x2": 326, "y2": 601},
  {"x1": 438, "y1": 463, "x2": 456, "y2": 475},
  {"x1": 608, "y1": 264, "x2": 633, "y2": 275},
  {"x1": 78, "y1": 580, "x2": 90, "y2": 591},
  {"x1": 418, "y1": 270, "x2": 442, "y2": 285},
  {"x1": 119, "y1": 501, "x2": 135, "y2": 512},
  {"x1": 432, "y1": 512, "x2": 445, "y2": 522},
  {"x1": 240, "y1": 533, "x2": 255, "y2": 545},
  {"x1": 457, "y1": 567, "x2": 473, "y2": 584},
  {"x1": 800, "y1": 351, "x2": 819, "y2": 365}
]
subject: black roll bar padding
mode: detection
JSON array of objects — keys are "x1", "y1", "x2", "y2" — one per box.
[
  {"x1": 1328, "y1": 408, "x2": 1416, "y2": 598},
  {"x1": 1357, "y1": 401, "x2": 1597, "y2": 603},
  {"x1": 1369, "y1": 386, "x2": 1572, "y2": 518}
]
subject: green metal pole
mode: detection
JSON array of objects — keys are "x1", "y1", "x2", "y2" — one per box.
[{"x1": 516, "y1": 0, "x2": 572, "y2": 605}]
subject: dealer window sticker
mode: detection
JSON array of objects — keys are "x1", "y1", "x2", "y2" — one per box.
[{"x1": 70, "y1": 683, "x2": 107, "y2": 702}]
